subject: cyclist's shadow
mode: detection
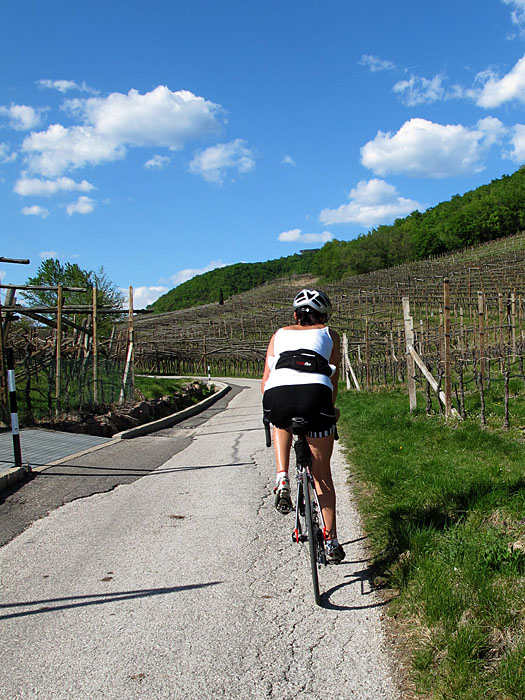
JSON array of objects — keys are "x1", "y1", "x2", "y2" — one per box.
[{"x1": 320, "y1": 542, "x2": 390, "y2": 611}]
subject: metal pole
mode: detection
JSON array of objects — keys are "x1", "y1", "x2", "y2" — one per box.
[{"x1": 6, "y1": 348, "x2": 22, "y2": 468}]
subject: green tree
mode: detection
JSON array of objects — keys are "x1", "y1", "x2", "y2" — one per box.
[{"x1": 22, "y1": 259, "x2": 124, "y2": 334}]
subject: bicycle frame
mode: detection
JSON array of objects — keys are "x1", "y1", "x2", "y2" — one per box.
[{"x1": 264, "y1": 417, "x2": 327, "y2": 605}]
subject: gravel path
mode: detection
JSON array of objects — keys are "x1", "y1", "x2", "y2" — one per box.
[{"x1": 0, "y1": 378, "x2": 398, "y2": 699}]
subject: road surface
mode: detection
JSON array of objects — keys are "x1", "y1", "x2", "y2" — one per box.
[{"x1": 0, "y1": 379, "x2": 398, "y2": 699}]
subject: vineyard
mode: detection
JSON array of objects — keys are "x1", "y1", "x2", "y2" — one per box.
[{"x1": 134, "y1": 232, "x2": 525, "y2": 429}]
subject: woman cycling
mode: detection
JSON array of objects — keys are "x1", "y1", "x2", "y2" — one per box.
[{"x1": 261, "y1": 289, "x2": 345, "y2": 564}]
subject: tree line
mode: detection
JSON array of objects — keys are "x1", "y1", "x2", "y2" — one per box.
[{"x1": 149, "y1": 166, "x2": 525, "y2": 312}]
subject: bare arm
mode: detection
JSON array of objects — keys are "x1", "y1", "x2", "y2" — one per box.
[
  {"x1": 261, "y1": 333, "x2": 276, "y2": 393},
  {"x1": 329, "y1": 329, "x2": 341, "y2": 406}
]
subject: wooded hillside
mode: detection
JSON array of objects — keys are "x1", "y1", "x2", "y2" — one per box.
[{"x1": 150, "y1": 166, "x2": 525, "y2": 313}]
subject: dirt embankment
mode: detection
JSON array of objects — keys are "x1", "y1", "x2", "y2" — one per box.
[{"x1": 32, "y1": 381, "x2": 213, "y2": 438}]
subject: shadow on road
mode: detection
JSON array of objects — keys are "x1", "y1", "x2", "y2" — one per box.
[
  {"x1": 321, "y1": 564, "x2": 391, "y2": 612},
  {"x1": 0, "y1": 581, "x2": 222, "y2": 620}
]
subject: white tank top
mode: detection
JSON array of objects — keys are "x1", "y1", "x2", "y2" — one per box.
[{"x1": 263, "y1": 326, "x2": 335, "y2": 391}]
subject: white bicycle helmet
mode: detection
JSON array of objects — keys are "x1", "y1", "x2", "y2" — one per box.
[{"x1": 293, "y1": 289, "x2": 332, "y2": 320}]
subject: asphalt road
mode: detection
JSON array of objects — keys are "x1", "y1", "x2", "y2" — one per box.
[{"x1": 0, "y1": 378, "x2": 399, "y2": 699}]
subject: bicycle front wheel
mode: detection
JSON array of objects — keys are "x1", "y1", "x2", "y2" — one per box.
[{"x1": 303, "y1": 469, "x2": 321, "y2": 606}]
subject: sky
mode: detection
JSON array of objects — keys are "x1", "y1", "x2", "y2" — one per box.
[{"x1": 2, "y1": 0, "x2": 525, "y2": 308}]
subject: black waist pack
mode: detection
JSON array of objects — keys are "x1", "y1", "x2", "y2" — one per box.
[{"x1": 275, "y1": 349, "x2": 333, "y2": 377}]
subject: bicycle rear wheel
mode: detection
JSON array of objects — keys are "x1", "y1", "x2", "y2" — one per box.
[{"x1": 303, "y1": 469, "x2": 321, "y2": 606}]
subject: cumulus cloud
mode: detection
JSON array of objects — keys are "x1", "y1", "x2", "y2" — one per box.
[
  {"x1": 23, "y1": 86, "x2": 223, "y2": 176},
  {"x1": 38, "y1": 79, "x2": 98, "y2": 94},
  {"x1": 359, "y1": 55, "x2": 396, "y2": 72},
  {"x1": 64, "y1": 86, "x2": 221, "y2": 148},
  {"x1": 361, "y1": 117, "x2": 504, "y2": 178},
  {"x1": 281, "y1": 155, "x2": 296, "y2": 166},
  {"x1": 502, "y1": 0, "x2": 525, "y2": 26},
  {"x1": 14, "y1": 175, "x2": 95, "y2": 196},
  {"x1": 507, "y1": 123, "x2": 525, "y2": 160},
  {"x1": 0, "y1": 104, "x2": 42, "y2": 130},
  {"x1": 189, "y1": 139, "x2": 256, "y2": 183},
  {"x1": 22, "y1": 205, "x2": 49, "y2": 218},
  {"x1": 393, "y1": 75, "x2": 464, "y2": 106},
  {"x1": 0, "y1": 143, "x2": 17, "y2": 163},
  {"x1": 278, "y1": 229, "x2": 333, "y2": 244},
  {"x1": 144, "y1": 155, "x2": 170, "y2": 169},
  {"x1": 66, "y1": 195, "x2": 95, "y2": 215},
  {"x1": 319, "y1": 179, "x2": 422, "y2": 227},
  {"x1": 127, "y1": 285, "x2": 169, "y2": 308},
  {"x1": 169, "y1": 260, "x2": 226, "y2": 286},
  {"x1": 475, "y1": 54, "x2": 525, "y2": 107},
  {"x1": 23, "y1": 124, "x2": 125, "y2": 176}
]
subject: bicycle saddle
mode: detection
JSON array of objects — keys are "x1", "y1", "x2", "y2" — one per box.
[{"x1": 290, "y1": 417, "x2": 309, "y2": 433}]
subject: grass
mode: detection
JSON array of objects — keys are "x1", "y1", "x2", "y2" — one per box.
[
  {"x1": 337, "y1": 387, "x2": 525, "y2": 700},
  {"x1": 135, "y1": 375, "x2": 195, "y2": 399}
]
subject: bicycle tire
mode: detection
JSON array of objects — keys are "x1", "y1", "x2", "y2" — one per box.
[{"x1": 303, "y1": 469, "x2": 321, "y2": 606}]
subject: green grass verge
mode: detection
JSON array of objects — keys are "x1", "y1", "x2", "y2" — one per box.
[
  {"x1": 135, "y1": 376, "x2": 194, "y2": 399},
  {"x1": 337, "y1": 387, "x2": 525, "y2": 700}
]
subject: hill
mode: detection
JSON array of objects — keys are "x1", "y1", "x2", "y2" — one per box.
[{"x1": 149, "y1": 166, "x2": 525, "y2": 313}]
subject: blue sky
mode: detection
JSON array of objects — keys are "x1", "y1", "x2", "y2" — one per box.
[{"x1": 2, "y1": 0, "x2": 525, "y2": 307}]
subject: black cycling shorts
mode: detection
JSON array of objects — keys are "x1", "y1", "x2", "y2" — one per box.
[{"x1": 262, "y1": 384, "x2": 336, "y2": 438}]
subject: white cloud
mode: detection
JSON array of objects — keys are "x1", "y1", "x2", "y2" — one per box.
[
  {"x1": 23, "y1": 86, "x2": 223, "y2": 176},
  {"x1": 508, "y1": 123, "x2": 525, "y2": 160},
  {"x1": 66, "y1": 195, "x2": 95, "y2": 215},
  {"x1": 0, "y1": 104, "x2": 42, "y2": 130},
  {"x1": 281, "y1": 155, "x2": 296, "y2": 166},
  {"x1": 169, "y1": 260, "x2": 226, "y2": 286},
  {"x1": 361, "y1": 117, "x2": 504, "y2": 178},
  {"x1": 38, "y1": 79, "x2": 98, "y2": 94},
  {"x1": 502, "y1": 0, "x2": 525, "y2": 26},
  {"x1": 189, "y1": 139, "x2": 256, "y2": 183},
  {"x1": 65, "y1": 86, "x2": 221, "y2": 148},
  {"x1": 22, "y1": 205, "x2": 49, "y2": 218},
  {"x1": 359, "y1": 55, "x2": 396, "y2": 72},
  {"x1": 393, "y1": 75, "x2": 464, "y2": 106},
  {"x1": 14, "y1": 175, "x2": 95, "y2": 196},
  {"x1": 39, "y1": 250, "x2": 58, "y2": 258},
  {"x1": 23, "y1": 124, "x2": 125, "y2": 176},
  {"x1": 278, "y1": 229, "x2": 333, "y2": 243},
  {"x1": 0, "y1": 143, "x2": 17, "y2": 163},
  {"x1": 319, "y1": 179, "x2": 422, "y2": 227},
  {"x1": 144, "y1": 154, "x2": 170, "y2": 169},
  {"x1": 475, "y1": 54, "x2": 525, "y2": 107},
  {"x1": 127, "y1": 285, "x2": 169, "y2": 308}
]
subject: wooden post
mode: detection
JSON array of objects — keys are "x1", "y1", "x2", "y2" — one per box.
[
  {"x1": 498, "y1": 292, "x2": 504, "y2": 363},
  {"x1": 443, "y1": 278, "x2": 452, "y2": 418},
  {"x1": 128, "y1": 286, "x2": 135, "y2": 391},
  {"x1": 92, "y1": 286, "x2": 98, "y2": 405},
  {"x1": 55, "y1": 285, "x2": 63, "y2": 415},
  {"x1": 402, "y1": 296, "x2": 417, "y2": 411},
  {"x1": 365, "y1": 317, "x2": 371, "y2": 389},
  {"x1": 0, "y1": 292, "x2": 8, "y2": 423},
  {"x1": 511, "y1": 292, "x2": 517, "y2": 355},
  {"x1": 478, "y1": 291, "x2": 485, "y2": 380}
]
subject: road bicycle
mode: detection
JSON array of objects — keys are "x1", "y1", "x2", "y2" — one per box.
[{"x1": 264, "y1": 417, "x2": 328, "y2": 606}]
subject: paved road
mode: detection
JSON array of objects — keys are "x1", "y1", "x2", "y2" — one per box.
[{"x1": 0, "y1": 379, "x2": 398, "y2": 699}]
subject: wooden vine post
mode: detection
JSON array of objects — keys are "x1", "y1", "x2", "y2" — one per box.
[
  {"x1": 478, "y1": 290, "x2": 485, "y2": 380},
  {"x1": 55, "y1": 285, "x2": 63, "y2": 415},
  {"x1": 0, "y1": 293, "x2": 7, "y2": 422},
  {"x1": 443, "y1": 278, "x2": 452, "y2": 418},
  {"x1": 92, "y1": 285, "x2": 98, "y2": 405},
  {"x1": 402, "y1": 296, "x2": 417, "y2": 411}
]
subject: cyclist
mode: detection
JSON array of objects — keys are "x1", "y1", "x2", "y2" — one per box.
[{"x1": 261, "y1": 289, "x2": 345, "y2": 564}]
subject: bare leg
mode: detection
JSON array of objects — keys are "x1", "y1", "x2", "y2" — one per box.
[
  {"x1": 273, "y1": 427, "x2": 292, "y2": 473},
  {"x1": 306, "y1": 435, "x2": 336, "y2": 538}
]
